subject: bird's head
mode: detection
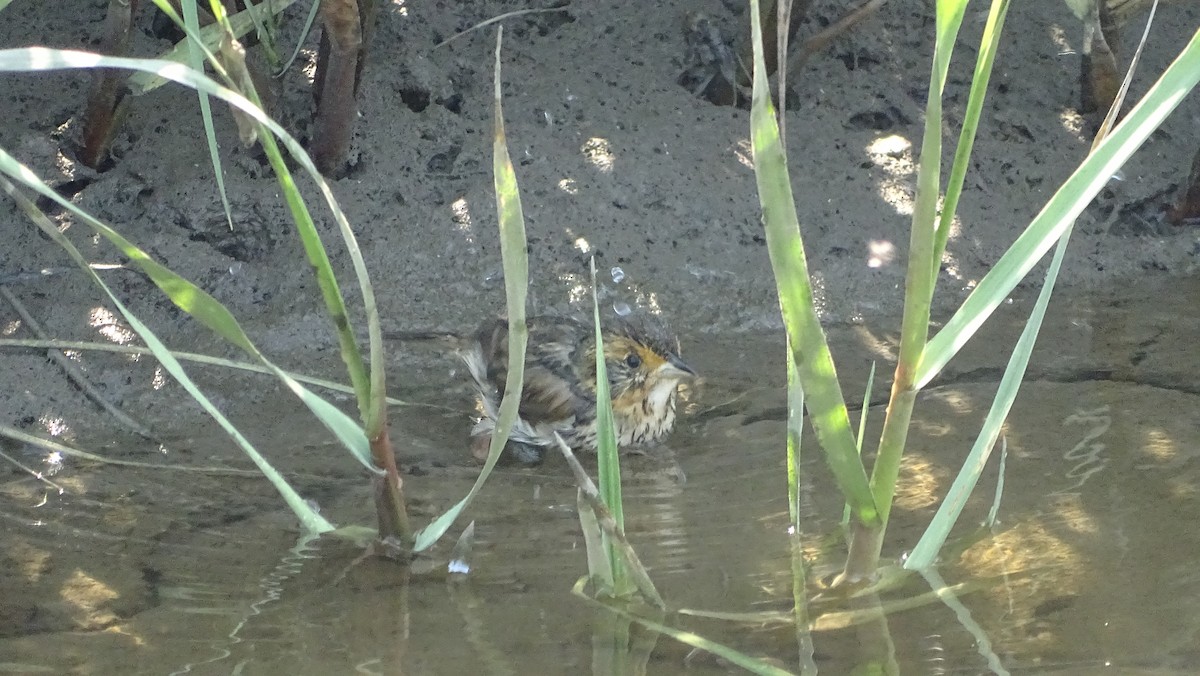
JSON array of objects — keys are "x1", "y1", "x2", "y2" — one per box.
[{"x1": 582, "y1": 318, "x2": 696, "y2": 418}]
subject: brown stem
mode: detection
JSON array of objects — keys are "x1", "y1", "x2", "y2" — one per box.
[
  {"x1": 311, "y1": 0, "x2": 379, "y2": 175},
  {"x1": 839, "y1": 517, "x2": 886, "y2": 585},
  {"x1": 1079, "y1": 0, "x2": 1121, "y2": 116},
  {"x1": 370, "y1": 426, "x2": 412, "y2": 546},
  {"x1": 80, "y1": 0, "x2": 141, "y2": 169}
]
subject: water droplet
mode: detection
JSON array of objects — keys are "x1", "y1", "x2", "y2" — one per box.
[
  {"x1": 228, "y1": 262, "x2": 243, "y2": 275},
  {"x1": 610, "y1": 266, "x2": 625, "y2": 283},
  {"x1": 613, "y1": 301, "x2": 632, "y2": 316}
]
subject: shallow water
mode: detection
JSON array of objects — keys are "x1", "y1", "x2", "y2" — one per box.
[{"x1": 2, "y1": 277, "x2": 1199, "y2": 674}]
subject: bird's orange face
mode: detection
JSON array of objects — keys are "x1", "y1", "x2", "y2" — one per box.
[{"x1": 602, "y1": 334, "x2": 695, "y2": 424}]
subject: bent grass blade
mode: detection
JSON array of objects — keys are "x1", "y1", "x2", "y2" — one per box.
[{"x1": 412, "y1": 27, "x2": 528, "y2": 552}]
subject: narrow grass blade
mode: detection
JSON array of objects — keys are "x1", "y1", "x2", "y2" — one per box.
[
  {"x1": 588, "y1": 257, "x2": 630, "y2": 596},
  {"x1": 577, "y1": 489, "x2": 614, "y2": 592},
  {"x1": 0, "y1": 338, "x2": 428, "y2": 408},
  {"x1": 785, "y1": 342, "x2": 803, "y2": 530},
  {"x1": 557, "y1": 434, "x2": 664, "y2": 608},
  {"x1": 0, "y1": 423, "x2": 261, "y2": 476},
  {"x1": 1, "y1": 177, "x2": 334, "y2": 535},
  {"x1": 856, "y1": 362, "x2": 876, "y2": 450},
  {"x1": 240, "y1": 0, "x2": 281, "y2": 67},
  {"x1": 675, "y1": 608, "x2": 793, "y2": 625},
  {"x1": 240, "y1": 98, "x2": 378, "y2": 432},
  {"x1": 905, "y1": 233, "x2": 1072, "y2": 570},
  {"x1": 931, "y1": 0, "x2": 1011, "y2": 278},
  {"x1": 412, "y1": 27, "x2": 528, "y2": 551},
  {"x1": 278, "y1": 0, "x2": 323, "y2": 75},
  {"x1": 747, "y1": 0, "x2": 877, "y2": 527},
  {"x1": 842, "y1": 361, "x2": 875, "y2": 529},
  {"x1": 987, "y1": 437, "x2": 1007, "y2": 528},
  {"x1": 916, "y1": 27, "x2": 1200, "y2": 388},
  {"x1": 789, "y1": 533, "x2": 818, "y2": 675},
  {"x1": 809, "y1": 581, "x2": 978, "y2": 632},
  {"x1": 177, "y1": 0, "x2": 234, "y2": 231},
  {"x1": 131, "y1": 1, "x2": 298, "y2": 94}
]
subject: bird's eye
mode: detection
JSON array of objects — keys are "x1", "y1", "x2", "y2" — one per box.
[{"x1": 624, "y1": 353, "x2": 642, "y2": 369}]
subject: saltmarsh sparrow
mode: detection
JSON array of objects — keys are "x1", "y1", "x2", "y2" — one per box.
[{"x1": 393, "y1": 315, "x2": 696, "y2": 464}]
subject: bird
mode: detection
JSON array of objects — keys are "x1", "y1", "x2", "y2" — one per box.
[{"x1": 389, "y1": 315, "x2": 696, "y2": 464}]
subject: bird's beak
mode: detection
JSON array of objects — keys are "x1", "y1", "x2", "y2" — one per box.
[{"x1": 660, "y1": 353, "x2": 697, "y2": 379}]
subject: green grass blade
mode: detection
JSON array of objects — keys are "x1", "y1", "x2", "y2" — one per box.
[
  {"x1": 931, "y1": 0, "x2": 1011, "y2": 280},
  {"x1": 916, "y1": 28, "x2": 1200, "y2": 389},
  {"x1": 789, "y1": 533, "x2": 818, "y2": 675},
  {"x1": 907, "y1": 0, "x2": 968, "y2": 302},
  {"x1": 842, "y1": 361, "x2": 875, "y2": 529},
  {"x1": 0, "y1": 148, "x2": 376, "y2": 475},
  {"x1": 785, "y1": 341, "x2": 803, "y2": 531},
  {"x1": 864, "y1": 0, "x2": 970, "y2": 517},
  {"x1": 412, "y1": 27, "x2": 528, "y2": 552},
  {"x1": 589, "y1": 257, "x2": 629, "y2": 596},
  {"x1": 577, "y1": 489, "x2": 614, "y2": 591},
  {"x1": 251, "y1": 121, "x2": 375, "y2": 426},
  {"x1": 558, "y1": 435, "x2": 663, "y2": 606},
  {"x1": 278, "y1": 0, "x2": 323, "y2": 75},
  {"x1": 179, "y1": 0, "x2": 235, "y2": 231},
  {"x1": 905, "y1": 231, "x2": 1072, "y2": 570},
  {"x1": 131, "y1": 1, "x2": 298, "y2": 94},
  {"x1": 896, "y1": 0, "x2": 970, "y2": 340},
  {"x1": 0, "y1": 338, "x2": 426, "y2": 408},
  {"x1": 987, "y1": 436, "x2": 1007, "y2": 528},
  {"x1": 239, "y1": 0, "x2": 281, "y2": 67},
  {"x1": 1, "y1": 177, "x2": 334, "y2": 535},
  {"x1": 856, "y1": 362, "x2": 876, "y2": 451},
  {"x1": 747, "y1": 0, "x2": 877, "y2": 527}
]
